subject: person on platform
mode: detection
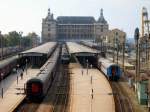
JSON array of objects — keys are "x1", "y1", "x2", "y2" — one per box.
[{"x1": 20, "y1": 72, "x2": 23, "y2": 80}]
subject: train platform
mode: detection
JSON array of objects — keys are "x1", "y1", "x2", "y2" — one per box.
[
  {"x1": 0, "y1": 68, "x2": 39, "y2": 112},
  {"x1": 68, "y1": 63, "x2": 115, "y2": 112}
]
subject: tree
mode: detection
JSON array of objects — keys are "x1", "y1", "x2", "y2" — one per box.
[
  {"x1": 26, "y1": 32, "x2": 39, "y2": 47},
  {"x1": 21, "y1": 36, "x2": 32, "y2": 47},
  {"x1": 6, "y1": 31, "x2": 20, "y2": 46}
]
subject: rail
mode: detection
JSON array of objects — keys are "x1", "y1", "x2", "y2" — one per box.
[
  {"x1": 51, "y1": 65, "x2": 69, "y2": 112},
  {"x1": 111, "y1": 82, "x2": 134, "y2": 112}
]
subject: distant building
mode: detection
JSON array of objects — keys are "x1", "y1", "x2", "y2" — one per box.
[
  {"x1": 107, "y1": 29, "x2": 126, "y2": 45},
  {"x1": 42, "y1": 8, "x2": 109, "y2": 42}
]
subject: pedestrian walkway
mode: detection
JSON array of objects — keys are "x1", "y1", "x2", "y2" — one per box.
[
  {"x1": 68, "y1": 63, "x2": 115, "y2": 112},
  {"x1": 0, "y1": 68, "x2": 39, "y2": 112}
]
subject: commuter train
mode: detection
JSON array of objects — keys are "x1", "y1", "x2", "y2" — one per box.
[
  {"x1": 98, "y1": 58, "x2": 122, "y2": 81},
  {"x1": 61, "y1": 44, "x2": 70, "y2": 64},
  {"x1": 0, "y1": 46, "x2": 21, "y2": 58},
  {"x1": 0, "y1": 56, "x2": 19, "y2": 80},
  {"x1": 26, "y1": 47, "x2": 60, "y2": 101},
  {"x1": 80, "y1": 41, "x2": 101, "y2": 50}
]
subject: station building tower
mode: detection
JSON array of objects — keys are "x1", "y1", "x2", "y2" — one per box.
[{"x1": 42, "y1": 9, "x2": 57, "y2": 43}]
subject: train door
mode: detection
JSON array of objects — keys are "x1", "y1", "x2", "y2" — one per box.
[{"x1": 111, "y1": 66, "x2": 116, "y2": 80}]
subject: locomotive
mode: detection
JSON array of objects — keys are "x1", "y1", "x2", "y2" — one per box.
[
  {"x1": 98, "y1": 58, "x2": 122, "y2": 81},
  {"x1": 61, "y1": 44, "x2": 70, "y2": 64},
  {"x1": 0, "y1": 55, "x2": 19, "y2": 80}
]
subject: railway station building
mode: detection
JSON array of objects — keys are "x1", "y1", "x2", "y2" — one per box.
[{"x1": 42, "y1": 8, "x2": 109, "y2": 42}]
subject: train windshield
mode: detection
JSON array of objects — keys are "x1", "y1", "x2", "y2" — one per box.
[{"x1": 62, "y1": 54, "x2": 70, "y2": 58}]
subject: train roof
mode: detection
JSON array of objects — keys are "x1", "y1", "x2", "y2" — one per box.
[
  {"x1": 0, "y1": 55, "x2": 18, "y2": 69},
  {"x1": 66, "y1": 42, "x2": 98, "y2": 54},
  {"x1": 98, "y1": 58, "x2": 120, "y2": 67},
  {"x1": 107, "y1": 50, "x2": 129, "y2": 57},
  {"x1": 61, "y1": 45, "x2": 69, "y2": 55},
  {"x1": 81, "y1": 41, "x2": 98, "y2": 47},
  {"x1": 19, "y1": 42, "x2": 57, "y2": 57},
  {"x1": 31, "y1": 47, "x2": 60, "y2": 82},
  {"x1": 26, "y1": 78, "x2": 43, "y2": 84},
  {"x1": 107, "y1": 58, "x2": 135, "y2": 69}
]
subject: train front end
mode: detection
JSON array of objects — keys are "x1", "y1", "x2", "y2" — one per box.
[
  {"x1": 61, "y1": 54, "x2": 70, "y2": 64},
  {"x1": 107, "y1": 64, "x2": 122, "y2": 81},
  {"x1": 26, "y1": 79, "x2": 43, "y2": 101}
]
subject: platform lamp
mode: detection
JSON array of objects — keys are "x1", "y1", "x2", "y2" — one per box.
[
  {"x1": 25, "y1": 59, "x2": 28, "y2": 75},
  {"x1": 0, "y1": 73, "x2": 4, "y2": 98},
  {"x1": 19, "y1": 31, "x2": 23, "y2": 50},
  {"x1": 0, "y1": 31, "x2": 3, "y2": 60},
  {"x1": 113, "y1": 36, "x2": 115, "y2": 63},
  {"x1": 122, "y1": 34, "x2": 126, "y2": 76},
  {"x1": 86, "y1": 59, "x2": 88, "y2": 75},
  {"x1": 134, "y1": 27, "x2": 140, "y2": 92},
  {"x1": 115, "y1": 32, "x2": 119, "y2": 65}
]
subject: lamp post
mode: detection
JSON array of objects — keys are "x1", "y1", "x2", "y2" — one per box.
[
  {"x1": 19, "y1": 31, "x2": 23, "y2": 50},
  {"x1": 115, "y1": 32, "x2": 119, "y2": 65},
  {"x1": 0, "y1": 73, "x2": 4, "y2": 98},
  {"x1": 86, "y1": 59, "x2": 88, "y2": 75},
  {"x1": 113, "y1": 37, "x2": 115, "y2": 62},
  {"x1": 122, "y1": 34, "x2": 126, "y2": 75},
  {"x1": 0, "y1": 31, "x2": 3, "y2": 60},
  {"x1": 134, "y1": 28, "x2": 140, "y2": 92},
  {"x1": 25, "y1": 59, "x2": 28, "y2": 75}
]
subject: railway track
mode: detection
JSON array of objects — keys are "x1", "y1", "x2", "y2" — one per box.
[
  {"x1": 111, "y1": 82, "x2": 134, "y2": 112},
  {"x1": 14, "y1": 63, "x2": 70, "y2": 112},
  {"x1": 51, "y1": 65, "x2": 69, "y2": 112}
]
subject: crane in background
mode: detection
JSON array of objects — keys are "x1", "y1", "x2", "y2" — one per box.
[
  {"x1": 140, "y1": 7, "x2": 150, "y2": 70},
  {"x1": 141, "y1": 7, "x2": 150, "y2": 110},
  {"x1": 142, "y1": 7, "x2": 150, "y2": 37}
]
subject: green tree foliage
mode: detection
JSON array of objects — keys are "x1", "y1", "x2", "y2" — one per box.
[
  {"x1": 1, "y1": 31, "x2": 39, "y2": 48},
  {"x1": 1, "y1": 32, "x2": 22, "y2": 47},
  {"x1": 21, "y1": 36, "x2": 32, "y2": 47},
  {"x1": 26, "y1": 32, "x2": 39, "y2": 47},
  {"x1": 5, "y1": 31, "x2": 20, "y2": 46}
]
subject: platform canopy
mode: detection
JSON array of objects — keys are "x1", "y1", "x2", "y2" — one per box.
[
  {"x1": 19, "y1": 42, "x2": 57, "y2": 57},
  {"x1": 66, "y1": 42, "x2": 99, "y2": 56}
]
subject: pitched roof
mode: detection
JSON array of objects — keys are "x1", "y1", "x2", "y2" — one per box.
[
  {"x1": 57, "y1": 16, "x2": 95, "y2": 24},
  {"x1": 97, "y1": 9, "x2": 107, "y2": 24}
]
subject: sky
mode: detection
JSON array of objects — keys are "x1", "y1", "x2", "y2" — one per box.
[{"x1": 0, "y1": 0, "x2": 149, "y2": 38}]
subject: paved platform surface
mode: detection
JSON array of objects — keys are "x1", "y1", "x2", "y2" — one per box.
[
  {"x1": 69, "y1": 63, "x2": 115, "y2": 112},
  {"x1": 0, "y1": 68, "x2": 39, "y2": 112}
]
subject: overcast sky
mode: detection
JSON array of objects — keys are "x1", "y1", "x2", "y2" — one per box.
[{"x1": 0, "y1": 0, "x2": 149, "y2": 38}]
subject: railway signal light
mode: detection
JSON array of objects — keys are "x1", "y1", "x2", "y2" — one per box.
[{"x1": 134, "y1": 28, "x2": 140, "y2": 40}]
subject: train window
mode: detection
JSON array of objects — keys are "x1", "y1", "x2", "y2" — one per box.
[{"x1": 32, "y1": 83, "x2": 40, "y2": 93}]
